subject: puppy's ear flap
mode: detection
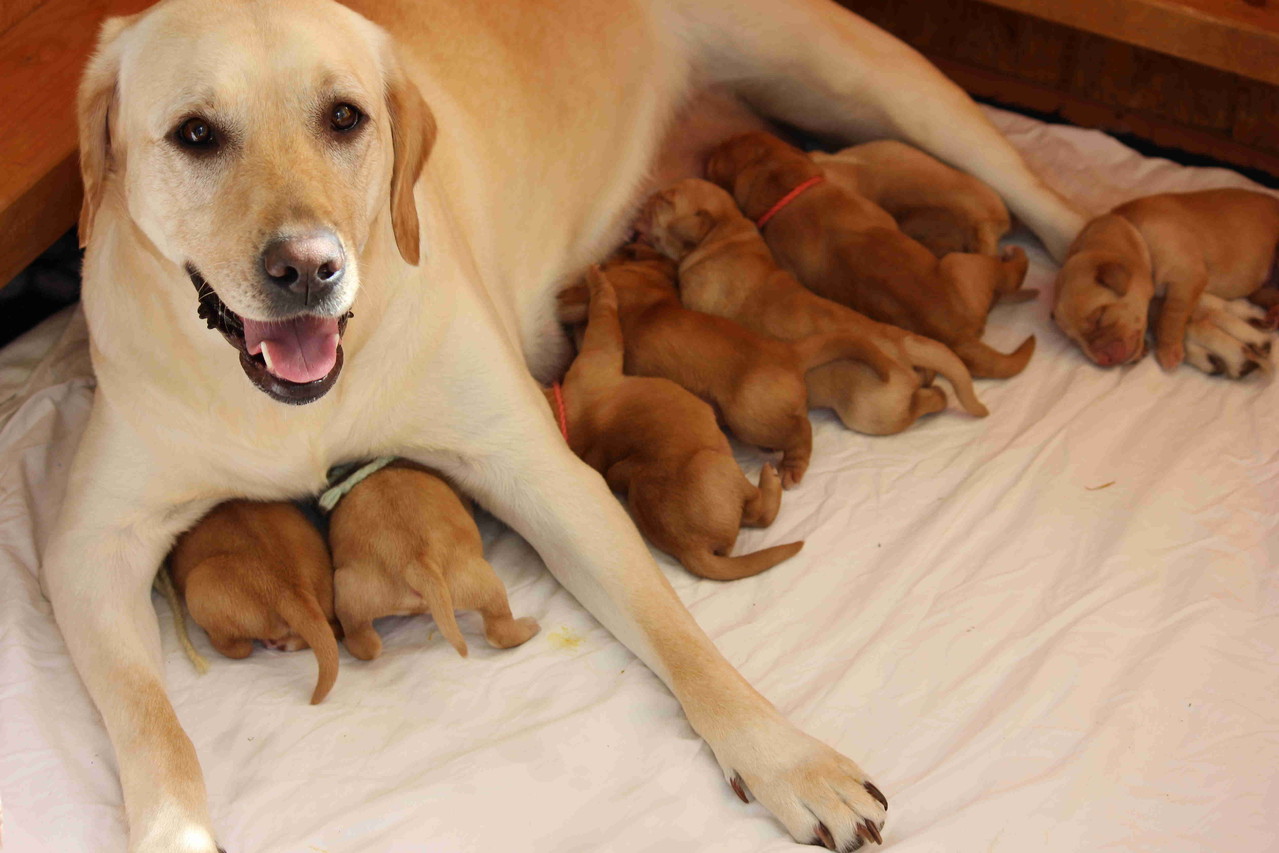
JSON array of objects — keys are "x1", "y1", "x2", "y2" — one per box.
[
  {"x1": 384, "y1": 44, "x2": 436, "y2": 266},
  {"x1": 1095, "y1": 261, "x2": 1131, "y2": 296},
  {"x1": 77, "y1": 15, "x2": 135, "y2": 249}
]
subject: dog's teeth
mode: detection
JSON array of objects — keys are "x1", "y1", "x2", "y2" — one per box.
[{"x1": 261, "y1": 345, "x2": 274, "y2": 372}]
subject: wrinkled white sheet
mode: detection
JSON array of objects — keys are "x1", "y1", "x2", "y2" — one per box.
[{"x1": 1, "y1": 107, "x2": 1276, "y2": 853}]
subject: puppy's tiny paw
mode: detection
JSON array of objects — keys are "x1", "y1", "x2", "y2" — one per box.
[{"x1": 1156, "y1": 342, "x2": 1184, "y2": 371}]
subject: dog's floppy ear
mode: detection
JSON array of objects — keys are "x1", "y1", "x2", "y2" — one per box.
[
  {"x1": 384, "y1": 44, "x2": 436, "y2": 266},
  {"x1": 1095, "y1": 261, "x2": 1131, "y2": 295},
  {"x1": 77, "y1": 15, "x2": 135, "y2": 249}
]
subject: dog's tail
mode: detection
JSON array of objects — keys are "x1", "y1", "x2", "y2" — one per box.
[
  {"x1": 407, "y1": 563, "x2": 469, "y2": 658},
  {"x1": 952, "y1": 335, "x2": 1036, "y2": 379},
  {"x1": 792, "y1": 330, "x2": 896, "y2": 383},
  {"x1": 902, "y1": 335, "x2": 988, "y2": 417},
  {"x1": 277, "y1": 594, "x2": 341, "y2": 705},
  {"x1": 680, "y1": 541, "x2": 804, "y2": 582}
]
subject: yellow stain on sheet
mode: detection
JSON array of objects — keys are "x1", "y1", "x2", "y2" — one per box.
[
  {"x1": 1086, "y1": 481, "x2": 1116, "y2": 491},
  {"x1": 548, "y1": 625, "x2": 584, "y2": 652}
]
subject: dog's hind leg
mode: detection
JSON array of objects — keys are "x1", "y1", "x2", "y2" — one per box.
[
  {"x1": 674, "y1": 0, "x2": 1085, "y2": 260},
  {"x1": 42, "y1": 421, "x2": 223, "y2": 853},
  {"x1": 460, "y1": 557, "x2": 541, "y2": 650}
]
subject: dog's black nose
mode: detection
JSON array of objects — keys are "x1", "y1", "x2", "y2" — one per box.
[{"x1": 262, "y1": 231, "x2": 345, "y2": 302}]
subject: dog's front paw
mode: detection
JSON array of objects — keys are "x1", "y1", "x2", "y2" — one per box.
[
  {"x1": 716, "y1": 729, "x2": 886, "y2": 851},
  {"x1": 1184, "y1": 296, "x2": 1273, "y2": 379}
]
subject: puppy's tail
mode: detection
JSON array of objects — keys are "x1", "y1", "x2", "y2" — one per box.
[
  {"x1": 277, "y1": 594, "x2": 341, "y2": 705},
  {"x1": 792, "y1": 330, "x2": 896, "y2": 383},
  {"x1": 409, "y1": 563, "x2": 469, "y2": 658},
  {"x1": 952, "y1": 335, "x2": 1036, "y2": 379},
  {"x1": 680, "y1": 541, "x2": 804, "y2": 582},
  {"x1": 153, "y1": 567, "x2": 209, "y2": 675},
  {"x1": 902, "y1": 335, "x2": 989, "y2": 417}
]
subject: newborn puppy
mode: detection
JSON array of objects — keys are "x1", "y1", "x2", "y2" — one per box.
[
  {"x1": 327, "y1": 461, "x2": 540, "y2": 661},
  {"x1": 707, "y1": 132, "x2": 1034, "y2": 379},
  {"x1": 637, "y1": 178, "x2": 990, "y2": 435},
  {"x1": 1054, "y1": 189, "x2": 1279, "y2": 376},
  {"x1": 812, "y1": 140, "x2": 1011, "y2": 257},
  {"x1": 557, "y1": 243, "x2": 885, "y2": 487},
  {"x1": 169, "y1": 500, "x2": 340, "y2": 705},
  {"x1": 553, "y1": 265, "x2": 802, "y2": 581}
]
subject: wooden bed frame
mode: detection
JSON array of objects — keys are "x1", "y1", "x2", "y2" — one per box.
[{"x1": 3, "y1": 0, "x2": 1279, "y2": 290}]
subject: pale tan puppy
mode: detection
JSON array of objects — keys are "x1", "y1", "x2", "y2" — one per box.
[
  {"x1": 169, "y1": 501, "x2": 340, "y2": 705},
  {"x1": 637, "y1": 178, "x2": 991, "y2": 434},
  {"x1": 812, "y1": 140, "x2": 1012, "y2": 257},
  {"x1": 707, "y1": 133, "x2": 1035, "y2": 379},
  {"x1": 1054, "y1": 189, "x2": 1279, "y2": 377},
  {"x1": 327, "y1": 462, "x2": 540, "y2": 661},
  {"x1": 553, "y1": 266, "x2": 802, "y2": 581},
  {"x1": 557, "y1": 244, "x2": 892, "y2": 487}
]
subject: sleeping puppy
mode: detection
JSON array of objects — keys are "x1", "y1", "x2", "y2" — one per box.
[
  {"x1": 557, "y1": 243, "x2": 890, "y2": 487},
  {"x1": 169, "y1": 500, "x2": 340, "y2": 705},
  {"x1": 553, "y1": 266, "x2": 802, "y2": 581},
  {"x1": 327, "y1": 462, "x2": 540, "y2": 661},
  {"x1": 637, "y1": 178, "x2": 991, "y2": 435},
  {"x1": 1054, "y1": 189, "x2": 1279, "y2": 376},
  {"x1": 707, "y1": 132, "x2": 1035, "y2": 379},
  {"x1": 811, "y1": 140, "x2": 1011, "y2": 257}
]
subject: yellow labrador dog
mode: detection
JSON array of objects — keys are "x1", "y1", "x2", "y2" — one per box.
[{"x1": 47, "y1": 0, "x2": 1084, "y2": 850}]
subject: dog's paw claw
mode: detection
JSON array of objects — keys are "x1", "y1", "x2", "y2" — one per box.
[
  {"x1": 730, "y1": 773, "x2": 751, "y2": 804},
  {"x1": 814, "y1": 822, "x2": 837, "y2": 850},
  {"x1": 859, "y1": 820, "x2": 883, "y2": 845},
  {"x1": 863, "y1": 781, "x2": 888, "y2": 811}
]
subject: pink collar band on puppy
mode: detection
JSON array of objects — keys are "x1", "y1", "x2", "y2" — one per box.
[
  {"x1": 552, "y1": 382, "x2": 569, "y2": 443},
  {"x1": 755, "y1": 175, "x2": 825, "y2": 230}
]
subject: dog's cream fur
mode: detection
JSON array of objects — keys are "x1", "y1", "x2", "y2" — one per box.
[{"x1": 46, "y1": 0, "x2": 1083, "y2": 849}]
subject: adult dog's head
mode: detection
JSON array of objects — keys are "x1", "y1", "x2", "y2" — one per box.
[{"x1": 78, "y1": 0, "x2": 434, "y2": 403}]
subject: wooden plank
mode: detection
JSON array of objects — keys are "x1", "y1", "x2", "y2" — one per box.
[
  {"x1": 0, "y1": 0, "x2": 152, "y2": 289},
  {"x1": 975, "y1": 0, "x2": 1279, "y2": 87},
  {"x1": 929, "y1": 54, "x2": 1279, "y2": 180},
  {"x1": 1, "y1": 0, "x2": 49, "y2": 37}
]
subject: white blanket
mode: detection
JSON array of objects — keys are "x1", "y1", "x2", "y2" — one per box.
[{"x1": 1, "y1": 108, "x2": 1275, "y2": 852}]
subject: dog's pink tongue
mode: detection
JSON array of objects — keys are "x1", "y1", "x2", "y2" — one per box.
[{"x1": 242, "y1": 316, "x2": 340, "y2": 384}]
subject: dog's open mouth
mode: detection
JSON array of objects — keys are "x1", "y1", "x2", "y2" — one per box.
[{"x1": 189, "y1": 265, "x2": 351, "y2": 405}]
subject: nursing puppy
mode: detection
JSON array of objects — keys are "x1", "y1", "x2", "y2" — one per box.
[
  {"x1": 169, "y1": 501, "x2": 340, "y2": 705},
  {"x1": 812, "y1": 140, "x2": 1011, "y2": 257},
  {"x1": 708, "y1": 133, "x2": 1035, "y2": 379},
  {"x1": 554, "y1": 266, "x2": 802, "y2": 580},
  {"x1": 639, "y1": 178, "x2": 991, "y2": 434},
  {"x1": 1054, "y1": 189, "x2": 1278, "y2": 376},
  {"x1": 558, "y1": 243, "x2": 891, "y2": 486},
  {"x1": 327, "y1": 462, "x2": 539, "y2": 661}
]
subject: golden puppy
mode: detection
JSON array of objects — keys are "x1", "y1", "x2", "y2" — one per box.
[
  {"x1": 637, "y1": 178, "x2": 991, "y2": 435},
  {"x1": 557, "y1": 244, "x2": 890, "y2": 487},
  {"x1": 811, "y1": 140, "x2": 1011, "y2": 257},
  {"x1": 169, "y1": 501, "x2": 340, "y2": 705},
  {"x1": 553, "y1": 266, "x2": 802, "y2": 581},
  {"x1": 707, "y1": 133, "x2": 1035, "y2": 379},
  {"x1": 327, "y1": 462, "x2": 540, "y2": 661},
  {"x1": 1054, "y1": 189, "x2": 1278, "y2": 376}
]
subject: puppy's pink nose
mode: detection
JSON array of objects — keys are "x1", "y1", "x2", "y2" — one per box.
[{"x1": 1092, "y1": 340, "x2": 1131, "y2": 366}]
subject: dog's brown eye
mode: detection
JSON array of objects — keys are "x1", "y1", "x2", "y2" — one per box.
[
  {"x1": 330, "y1": 103, "x2": 361, "y2": 132},
  {"x1": 176, "y1": 117, "x2": 215, "y2": 148}
]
